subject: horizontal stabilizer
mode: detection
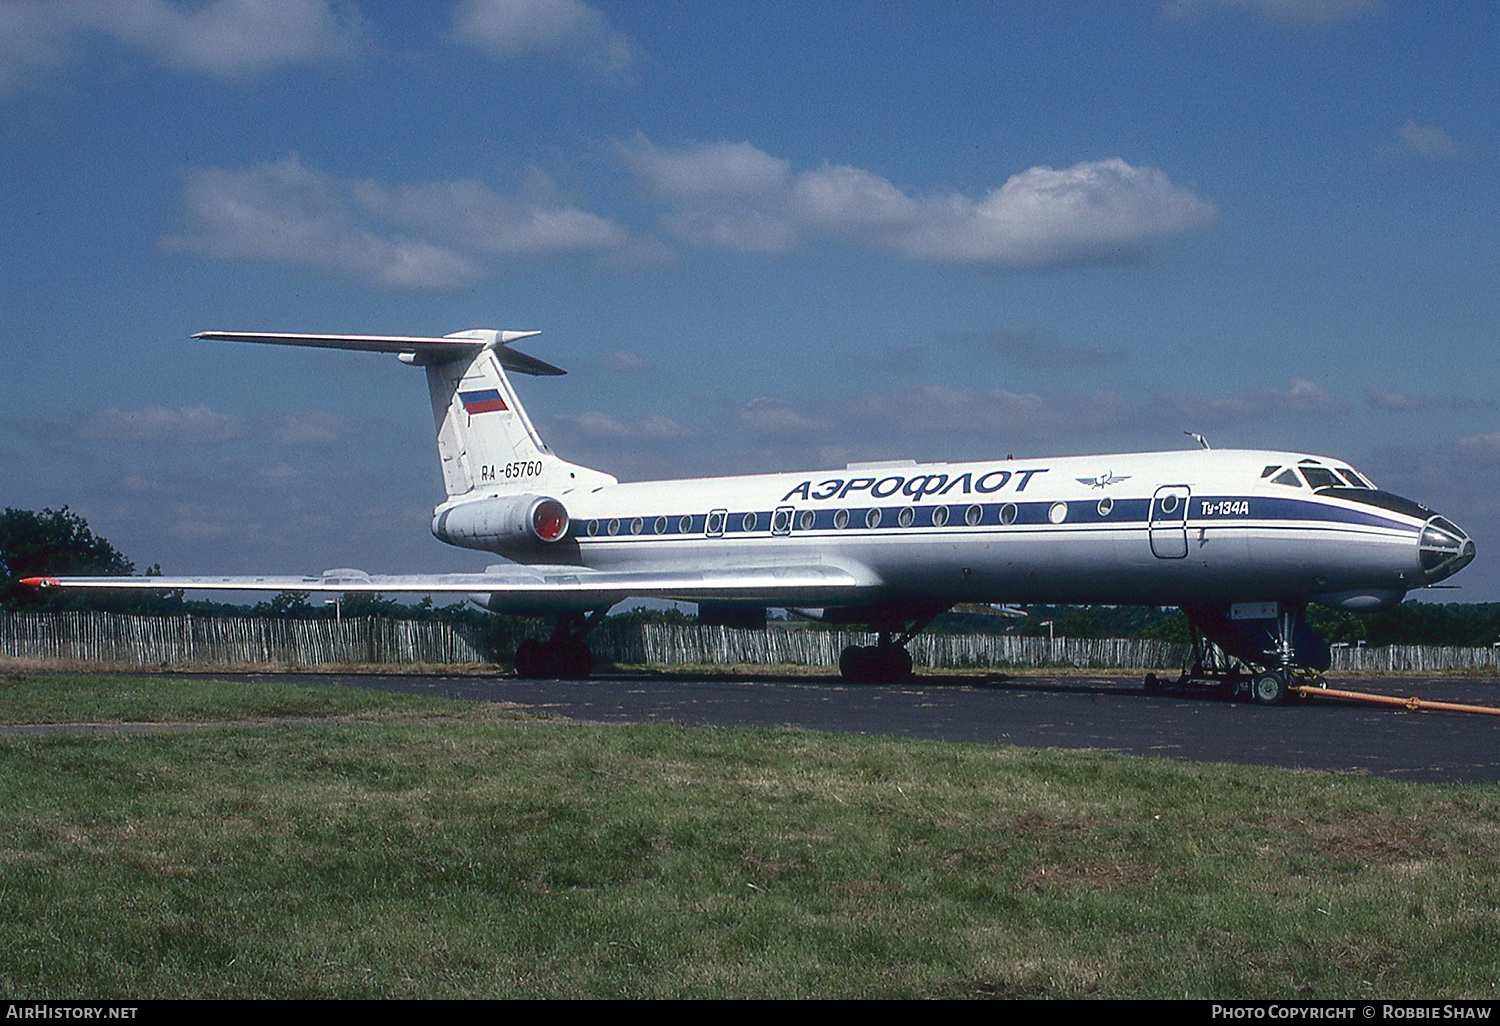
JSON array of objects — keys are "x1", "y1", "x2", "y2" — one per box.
[{"x1": 195, "y1": 329, "x2": 565, "y2": 375}]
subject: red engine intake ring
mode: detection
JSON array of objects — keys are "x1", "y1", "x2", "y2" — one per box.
[{"x1": 531, "y1": 498, "x2": 569, "y2": 543}]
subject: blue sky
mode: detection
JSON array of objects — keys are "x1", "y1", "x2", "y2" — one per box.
[{"x1": 2, "y1": 0, "x2": 1498, "y2": 600}]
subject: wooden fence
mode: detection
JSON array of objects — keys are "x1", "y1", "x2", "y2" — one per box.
[
  {"x1": 1326, "y1": 644, "x2": 1500, "y2": 674},
  {"x1": 618, "y1": 623, "x2": 1192, "y2": 671},
  {"x1": 4, "y1": 611, "x2": 1499, "y2": 674},
  {"x1": 0, "y1": 611, "x2": 490, "y2": 668}
]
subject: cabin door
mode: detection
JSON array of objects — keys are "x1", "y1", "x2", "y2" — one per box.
[{"x1": 1149, "y1": 486, "x2": 1191, "y2": 559}]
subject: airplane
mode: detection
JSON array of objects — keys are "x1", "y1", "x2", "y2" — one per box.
[{"x1": 24, "y1": 327, "x2": 1477, "y2": 703}]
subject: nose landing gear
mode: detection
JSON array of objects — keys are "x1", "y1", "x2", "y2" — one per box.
[{"x1": 1147, "y1": 602, "x2": 1325, "y2": 706}]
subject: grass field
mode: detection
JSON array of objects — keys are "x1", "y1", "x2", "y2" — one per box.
[{"x1": 2, "y1": 672, "x2": 1498, "y2": 999}]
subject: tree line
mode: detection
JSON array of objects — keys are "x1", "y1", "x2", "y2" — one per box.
[{"x1": 3, "y1": 506, "x2": 1495, "y2": 648}]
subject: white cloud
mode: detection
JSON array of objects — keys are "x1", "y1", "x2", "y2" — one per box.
[
  {"x1": 0, "y1": 0, "x2": 370, "y2": 94},
  {"x1": 349, "y1": 172, "x2": 629, "y2": 256},
  {"x1": 74, "y1": 404, "x2": 247, "y2": 444},
  {"x1": 1455, "y1": 432, "x2": 1500, "y2": 462},
  {"x1": 451, "y1": 0, "x2": 639, "y2": 77},
  {"x1": 551, "y1": 411, "x2": 694, "y2": 440},
  {"x1": 67, "y1": 402, "x2": 373, "y2": 449},
  {"x1": 166, "y1": 518, "x2": 237, "y2": 542},
  {"x1": 164, "y1": 155, "x2": 632, "y2": 289},
  {"x1": 1366, "y1": 385, "x2": 1428, "y2": 412},
  {"x1": 901, "y1": 160, "x2": 1217, "y2": 266},
  {"x1": 597, "y1": 351, "x2": 651, "y2": 373},
  {"x1": 1382, "y1": 121, "x2": 1478, "y2": 163},
  {"x1": 257, "y1": 462, "x2": 310, "y2": 488},
  {"x1": 1157, "y1": 378, "x2": 1341, "y2": 426},
  {"x1": 1161, "y1": 0, "x2": 1382, "y2": 27},
  {"x1": 846, "y1": 385, "x2": 1133, "y2": 440},
  {"x1": 1271, "y1": 378, "x2": 1340, "y2": 413},
  {"x1": 622, "y1": 139, "x2": 791, "y2": 201},
  {"x1": 735, "y1": 398, "x2": 831, "y2": 439},
  {"x1": 944, "y1": 324, "x2": 1126, "y2": 369},
  {"x1": 1366, "y1": 385, "x2": 1492, "y2": 412},
  {"x1": 165, "y1": 156, "x2": 483, "y2": 290},
  {"x1": 270, "y1": 411, "x2": 358, "y2": 447},
  {"x1": 619, "y1": 137, "x2": 1217, "y2": 268}
]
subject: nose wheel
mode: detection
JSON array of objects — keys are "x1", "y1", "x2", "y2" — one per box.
[{"x1": 1249, "y1": 669, "x2": 1289, "y2": 706}]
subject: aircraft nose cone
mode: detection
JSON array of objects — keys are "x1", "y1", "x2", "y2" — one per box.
[{"x1": 1419, "y1": 515, "x2": 1475, "y2": 583}]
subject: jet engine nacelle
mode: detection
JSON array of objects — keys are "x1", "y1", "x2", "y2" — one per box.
[{"x1": 432, "y1": 494, "x2": 569, "y2": 552}]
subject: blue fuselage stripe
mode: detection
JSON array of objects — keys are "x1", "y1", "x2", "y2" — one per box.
[{"x1": 573, "y1": 495, "x2": 1419, "y2": 542}]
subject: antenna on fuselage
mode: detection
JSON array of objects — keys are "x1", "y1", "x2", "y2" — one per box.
[{"x1": 1185, "y1": 431, "x2": 1211, "y2": 450}]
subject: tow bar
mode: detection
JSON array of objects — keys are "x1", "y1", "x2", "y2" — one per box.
[{"x1": 1291, "y1": 685, "x2": 1500, "y2": 717}]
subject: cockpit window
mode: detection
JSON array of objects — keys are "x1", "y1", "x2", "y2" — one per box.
[
  {"x1": 1271, "y1": 469, "x2": 1302, "y2": 488},
  {"x1": 1336, "y1": 468, "x2": 1372, "y2": 488},
  {"x1": 1261, "y1": 465, "x2": 1280, "y2": 478},
  {"x1": 1300, "y1": 467, "x2": 1341, "y2": 490}
]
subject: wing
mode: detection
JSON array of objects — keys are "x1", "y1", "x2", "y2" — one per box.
[{"x1": 22, "y1": 563, "x2": 874, "y2": 610}]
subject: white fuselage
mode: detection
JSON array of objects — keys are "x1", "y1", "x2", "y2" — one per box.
[{"x1": 438, "y1": 448, "x2": 1471, "y2": 613}]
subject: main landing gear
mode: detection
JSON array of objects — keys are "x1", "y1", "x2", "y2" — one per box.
[
  {"x1": 838, "y1": 617, "x2": 935, "y2": 683},
  {"x1": 839, "y1": 635, "x2": 913, "y2": 683},
  {"x1": 513, "y1": 610, "x2": 604, "y2": 680}
]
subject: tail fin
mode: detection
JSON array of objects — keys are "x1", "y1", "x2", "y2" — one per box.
[
  {"x1": 426, "y1": 331, "x2": 614, "y2": 499},
  {"x1": 195, "y1": 327, "x2": 615, "y2": 501}
]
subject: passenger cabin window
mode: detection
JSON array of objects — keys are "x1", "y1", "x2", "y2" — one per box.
[{"x1": 1271, "y1": 469, "x2": 1301, "y2": 488}]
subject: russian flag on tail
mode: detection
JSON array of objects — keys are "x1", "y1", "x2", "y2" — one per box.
[{"x1": 459, "y1": 388, "x2": 509, "y2": 414}]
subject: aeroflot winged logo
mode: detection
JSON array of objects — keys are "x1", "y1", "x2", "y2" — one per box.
[
  {"x1": 1077, "y1": 471, "x2": 1132, "y2": 489},
  {"x1": 459, "y1": 389, "x2": 509, "y2": 414}
]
